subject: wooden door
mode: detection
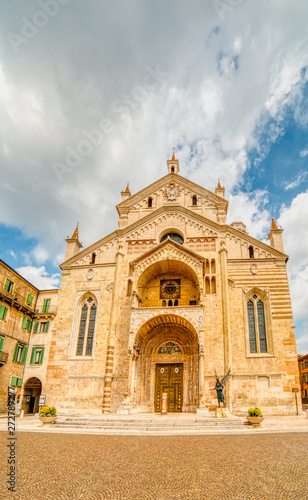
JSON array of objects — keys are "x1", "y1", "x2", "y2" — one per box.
[{"x1": 155, "y1": 364, "x2": 183, "y2": 412}]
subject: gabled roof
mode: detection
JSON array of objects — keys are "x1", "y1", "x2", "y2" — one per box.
[{"x1": 116, "y1": 172, "x2": 228, "y2": 215}]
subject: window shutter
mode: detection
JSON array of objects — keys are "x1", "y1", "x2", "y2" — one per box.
[
  {"x1": 43, "y1": 299, "x2": 50, "y2": 313},
  {"x1": 0, "y1": 305, "x2": 5, "y2": 320},
  {"x1": 2, "y1": 307, "x2": 8, "y2": 320},
  {"x1": 0, "y1": 337, "x2": 4, "y2": 355},
  {"x1": 4, "y1": 279, "x2": 10, "y2": 291},
  {"x1": 27, "y1": 294, "x2": 33, "y2": 305},
  {"x1": 27, "y1": 320, "x2": 32, "y2": 332},
  {"x1": 13, "y1": 343, "x2": 19, "y2": 361},
  {"x1": 11, "y1": 377, "x2": 17, "y2": 387},
  {"x1": 22, "y1": 317, "x2": 28, "y2": 329},
  {"x1": 33, "y1": 321, "x2": 39, "y2": 333},
  {"x1": 30, "y1": 347, "x2": 36, "y2": 364},
  {"x1": 20, "y1": 346, "x2": 28, "y2": 364},
  {"x1": 17, "y1": 378, "x2": 22, "y2": 387},
  {"x1": 40, "y1": 346, "x2": 45, "y2": 364},
  {"x1": 45, "y1": 321, "x2": 49, "y2": 332}
]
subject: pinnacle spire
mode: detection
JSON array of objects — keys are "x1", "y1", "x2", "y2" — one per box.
[
  {"x1": 72, "y1": 223, "x2": 79, "y2": 240},
  {"x1": 271, "y1": 215, "x2": 278, "y2": 230}
]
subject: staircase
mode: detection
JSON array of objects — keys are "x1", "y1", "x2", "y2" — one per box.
[{"x1": 53, "y1": 414, "x2": 249, "y2": 434}]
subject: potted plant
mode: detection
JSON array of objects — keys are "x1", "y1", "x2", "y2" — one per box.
[
  {"x1": 247, "y1": 407, "x2": 264, "y2": 427},
  {"x1": 39, "y1": 406, "x2": 57, "y2": 424}
]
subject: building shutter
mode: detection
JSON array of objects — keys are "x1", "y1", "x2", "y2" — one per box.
[
  {"x1": 12, "y1": 343, "x2": 19, "y2": 361},
  {"x1": 17, "y1": 378, "x2": 22, "y2": 387},
  {"x1": 40, "y1": 346, "x2": 45, "y2": 364},
  {"x1": 30, "y1": 347, "x2": 36, "y2": 364},
  {"x1": 4, "y1": 279, "x2": 10, "y2": 291},
  {"x1": 27, "y1": 320, "x2": 33, "y2": 332},
  {"x1": 0, "y1": 337, "x2": 4, "y2": 355},
  {"x1": 22, "y1": 317, "x2": 28, "y2": 329},
  {"x1": 20, "y1": 346, "x2": 28, "y2": 364},
  {"x1": 43, "y1": 299, "x2": 50, "y2": 313},
  {"x1": 45, "y1": 321, "x2": 49, "y2": 332},
  {"x1": 27, "y1": 294, "x2": 33, "y2": 305},
  {"x1": 11, "y1": 377, "x2": 17, "y2": 386},
  {"x1": 33, "y1": 321, "x2": 39, "y2": 333},
  {"x1": 0, "y1": 305, "x2": 7, "y2": 320}
]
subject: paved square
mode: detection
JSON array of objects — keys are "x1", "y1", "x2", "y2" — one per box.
[{"x1": 1, "y1": 432, "x2": 307, "y2": 499}]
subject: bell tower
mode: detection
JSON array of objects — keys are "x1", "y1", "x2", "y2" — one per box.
[{"x1": 167, "y1": 150, "x2": 179, "y2": 174}]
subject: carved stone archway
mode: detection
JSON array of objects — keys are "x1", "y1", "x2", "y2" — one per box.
[{"x1": 128, "y1": 314, "x2": 201, "y2": 412}]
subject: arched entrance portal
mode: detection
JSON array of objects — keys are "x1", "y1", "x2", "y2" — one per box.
[
  {"x1": 131, "y1": 314, "x2": 199, "y2": 412},
  {"x1": 22, "y1": 377, "x2": 42, "y2": 414}
]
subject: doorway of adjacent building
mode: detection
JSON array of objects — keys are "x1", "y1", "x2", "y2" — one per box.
[
  {"x1": 23, "y1": 377, "x2": 42, "y2": 414},
  {"x1": 155, "y1": 363, "x2": 183, "y2": 412}
]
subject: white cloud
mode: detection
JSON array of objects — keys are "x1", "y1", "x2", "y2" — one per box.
[
  {"x1": 284, "y1": 171, "x2": 308, "y2": 190},
  {"x1": 299, "y1": 149, "x2": 308, "y2": 157},
  {"x1": 7, "y1": 249, "x2": 17, "y2": 260},
  {"x1": 227, "y1": 190, "x2": 270, "y2": 240},
  {"x1": 16, "y1": 266, "x2": 60, "y2": 290}
]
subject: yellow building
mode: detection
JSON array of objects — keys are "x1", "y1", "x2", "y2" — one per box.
[
  {"x1": 298, "y1": 354, "x2": 308, "y2": 405},
  {"x1": 43, "y1": 155, "x2": 300, "y2": 415},
  {"x1": 0, "y1": 260, "x2": 58, "y2": 414}
]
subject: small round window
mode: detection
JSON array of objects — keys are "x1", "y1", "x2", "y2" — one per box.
[{"x1": 160, "y1": 233, "x2": 184, "y2": 245}]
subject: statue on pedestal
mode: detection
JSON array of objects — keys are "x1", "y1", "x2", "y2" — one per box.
[{"x1": 212, "y1": 367, "x2": 231, "y2": 408}]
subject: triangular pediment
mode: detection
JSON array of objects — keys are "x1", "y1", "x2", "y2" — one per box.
[
  {"x1": 131, "y1": 237, "x2": 205, "y2": 268},
  {"x1": 116, "y1": 173, "x2": 228, "y2": 218}
]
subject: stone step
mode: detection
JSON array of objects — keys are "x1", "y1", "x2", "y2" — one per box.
[
  {"x1": 53, "y1": 423, "x2": 248, "y2": 431},
  {"x1": 54, "y1": 417, "x2": 248, "y2": 430}
]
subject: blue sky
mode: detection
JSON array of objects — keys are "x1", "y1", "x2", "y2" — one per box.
[{"x1": 0, "y1": 0, "x2": 307, "y2": 352}]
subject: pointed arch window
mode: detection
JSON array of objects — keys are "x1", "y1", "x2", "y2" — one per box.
[
  {"x1": 76, "y1": 297, "x2": 97, "y2": 356},
  {"x1": 192, "y1": 195, "x2": 197, "y2": 206},
  {"x1": 246, "y1": 293, "x2": 270, "y2": 354}
]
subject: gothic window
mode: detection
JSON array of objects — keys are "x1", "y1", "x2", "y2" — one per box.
[
  {"x1": 76, "y1": 297, "x2": 97, "y2": 356},
  {"x1": 168, "y1": 299, "x2": 173, "y2": 306},
  {"x1": 171, "y1": 167, "x2": 174, "y2": 172},
  {"x1": 246, "y1": 292, "x2": 270, "y2": 354},
  {"x1": 91, "y1": 253, "x2": 96, "y2": 264},
  {"x1": 211, "y1": 277, "x2": 216, "y2": 294},
  {"x1": 192, "y1": 195, "x2": 197, "y2": 206},
  {"x1": 148, "y1": 197, "x2": 153, "y2": 208},
  {"x1": 174, "y1": 299, "x2": 178, "y2": 306},
  {"x1": 249, "y1": 246, "x2": 254, "y2": 258},
  {"x1": 162, "y1": 300, "x2": 166, "y2": 307},
  {"x1": 211, "y1": 259, "x2": 216, "y2": 273},
  {"x1": 205, "y1": 260, "x2": 210, "y2": 274}
]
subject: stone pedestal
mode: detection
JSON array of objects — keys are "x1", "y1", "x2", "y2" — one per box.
[
  {"x1": 117, "y1": 393, "x2": 132, "y2": 415},
  {"x1": 196, "y1": 407, "x2": 209, "y2": 416},
  {"x1": 215, "y1": 407, "x2": 231, "y2": 418}
]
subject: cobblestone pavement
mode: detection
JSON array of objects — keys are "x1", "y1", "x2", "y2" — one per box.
[{"x1": 1, "y1": 432, "x2": 307, "y2": 500}]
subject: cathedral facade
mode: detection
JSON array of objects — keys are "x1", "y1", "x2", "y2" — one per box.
[{"x1": 44, "y1": 155, "x2": 300, "y2": 415}]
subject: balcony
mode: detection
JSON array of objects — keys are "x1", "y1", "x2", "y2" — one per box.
[
  {"x1": 0, "y1": 282, "x2": 35, "y2": 315},
  {"x1": 0, "y1": 351, "x2": 9, "y2": 366},
  {"x1": 34, "y1": 305, "x2": 57, "y2": 317}
]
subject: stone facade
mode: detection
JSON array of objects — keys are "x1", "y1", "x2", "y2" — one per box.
[{"x1": 44, "y1": 156, "x2": 301, "y2": 415}]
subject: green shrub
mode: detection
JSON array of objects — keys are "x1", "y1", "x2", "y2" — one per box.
[
  {"x1": 40, "y1": 406, "x2": 57, "y2": 417},
  {"x1": 248, "y1": 407, "x2": 263, "y2": 417}
]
